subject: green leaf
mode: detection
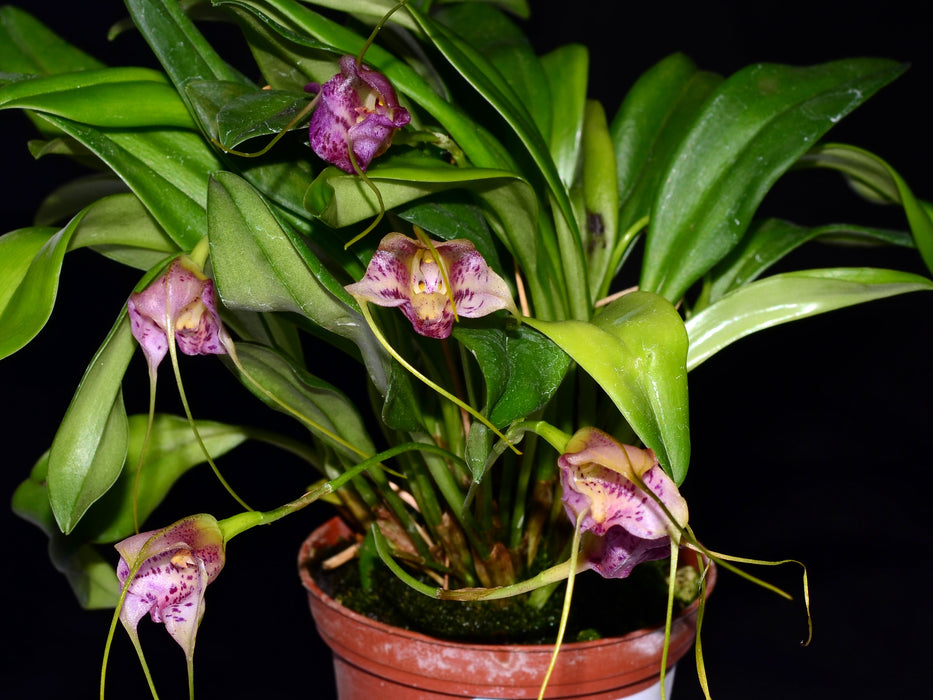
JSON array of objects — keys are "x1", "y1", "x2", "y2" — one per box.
[
  {"x1": 231, "y1": 343, "x2": 377, "y2": 460},
  {"x1": 0, "y1": 67, "x2": 194, "y2": 128},
  {"x1": 540, "y1": 44, "x2": 588, "y2": 188},
  {"x1": 640, "y1": 58, "x2": 906, "y2": 302},
  {"x1": 125, "y1": 0, "x2": 247, "y2": 111},
  {"x1": 685, "y1": 268, "x2": 933, "y2": 370},
  {"x1": 0, "y1": 6, "x2": 104, "y2": 75},
  {"x1": 293, "y1": 0, "x2": 420, "y2": 32},
  {"x1": 0, "y1": 213, "x2": 85, "y2": 360},
  {"x1": 34, "y1": 174, "x2": 130, "y2": 227},
  {"x1": 0, "y1": 227, "x2": 57, "y2": 349},
  {"x1": 435, "y1": 2, "x2": 553, "y2": 147},
  {"x1": 305, "y1": 154, "x2": 529, "y2": 228},
  {"x1": 454, "y1": 324, "x2": 571, "y2": 428},
  {"x1": 798, "y1": 143, "x2": 933, "y2": 277},
  {"x1": 84, "y1": 414, "x2": 251, "y2": 543},
  {"x1": 707, "y1": 218, "x2": 915, "y2": 300},
  {"x1": 524, "y1": 292, "x2": 690, "y2": 483},
  {"x1": 580, "y1": 100, "x2": 618, "y2": 300},
  {"x1": 12, "y1": 453, "x2": 119, "y2": 609},
  {"x1": 207, "y1": 170, "x2": 356, "y2": 320},
  {"x1": 609, "y1": 53, "x2": 722, "y2": 289},
  {"x1": 48, "y1": 315, "x2": 136, "y2": 533},
  {"x1": 28, "y1": 112, "x2": 221, "y2": 250},
  {"x1": 186, "y1": 80, "x2": 311, "y2": 148},
  {"x1": 68, "y1": 193, "x2": 179, "y2": 270}
]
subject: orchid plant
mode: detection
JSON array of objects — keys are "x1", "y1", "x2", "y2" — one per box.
[{"x1": 3, "y1": 0, "x2": 932, "y2": 698}]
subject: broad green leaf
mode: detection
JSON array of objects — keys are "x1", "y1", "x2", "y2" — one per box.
[
  {"x1": 708, "y1": 218, "x2": 915, "y2": 301},
  {"x1": 799, "y1": 143, "x2": 933, "y2": 277},
  {"x1": 641, "y1": 58, "x2": 906, "y2": 302},
  {"x1": 580, "y1": 99, "x2": 618, "y2": 300},
  {"x1": 124, "y1": 1, "x2": 318, "y2": 224},
  {"x1": 0, "y1": 194, "x2": 176, "y2": 359},
  {"x1": 186, "y1": 80, "x2": 311, "y2": 148},
  {"x1": 228, "y1": 6, "x2": 337, "y2": 92},
  {"x1": 685, "y1": 268, "x2": 933, "y2": 370},
  {"x1": 48, "y1": 315, "x2": 135, "y2": 533},
  {"x1": 609, "y1": 53, "x2": 722, "y2": 292},
  {"x1": 295, "y1": 0, "x2": 420, "y2": 32},
  {"x1": 12, "y1": 452, "x2": 112, "y2": 607},
  {"x1": 454, "y1": 324, "x2": 571, "y2": 428},
  {"x1": 435, "y1": 2, "x2": 553, "y2": 145},
  {"x1": 540, "y1": 44, "x2": 588, "y2": 188},
  {"x1": 208, "y1": 170, "x2": 356, "y2": 320},
  {"x1": 125, "y1": 0, "x2": 247, "y2": 111},
  {"x1": 34, "y1": 174, "x2": 130, "y2": 227},
  {"x1": 0, "y1": 227, "x2": 57, "y2": 331},
  {"x1": 206, "y1": 171, "x2": 403, "y2": 404},
  {"x1": 0, "y1": 212, "x2": 85, "y2": 359},
  {"x1": 404, "y1": 3, "x2": 565, "y2": 195},
  {"x1": 68, "y1": 193, "x2": 178, "y2": 270},
  {"x1": 231, "y1": 343, "x2": 377, "y2": 461},
  {"x1": 0, "y1": 68, "x2": 194, "y2": 128},
  {"x1": 82, "y1": 414, "x2": 251, "y2": 543},
  {"x1": 404, "y1": 3, "x2": 587, "y2": 317},
  {"x1": 524, "y1": 291, "x2": 690, "y2": 483},
  {"x1": 12, "y1": 457, "x2": 120, "y2": 608},
  {"x1": 0, "y1": 6, "x2": 104, "y2": 75},
  {"x1": 28, "y1": 112, "x2": 220, "y2": 250},
  {"x1": 306, "y1": 155, "x2": 530, "y2": 227},
  {"x1": 15, "y1": 414, "x2": 249, "y2": 542}
]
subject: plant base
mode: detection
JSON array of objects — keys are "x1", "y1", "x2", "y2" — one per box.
[{"x1": 298, "y1": 518, "x2": 714, "y2": 699}]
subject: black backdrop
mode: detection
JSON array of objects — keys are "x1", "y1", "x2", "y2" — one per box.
[{"x1": 3, "y1": 1, "x2": 931, "y2": 698}]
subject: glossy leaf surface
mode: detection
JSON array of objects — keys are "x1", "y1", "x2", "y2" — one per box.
[
  {"x1": 799, "y1": 143, "x2": 933, "y2": 276},
  {"x1": 686, "y1": 268, "x2": 933, "y2": 370},
  {"x1": 454, "y1": 324, "x2": 571, "y2": 428},
  {"x1": 524, "y1": 292, "x2": 690, "y2": 483},
  {"x1": 641, "y1": 58, "x2": 906, "y2": 302},
  {"x1": 47, "y1": 315, "x2": 135, "y2": 532}
]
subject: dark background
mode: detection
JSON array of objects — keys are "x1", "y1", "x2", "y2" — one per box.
[{"x1": 3, "y1": 1, "x2": 931, "y2": 698}]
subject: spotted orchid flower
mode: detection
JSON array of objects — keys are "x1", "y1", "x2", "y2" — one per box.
[
  {"x1": 115, "y1": 514, "x2": 225, "y2": 661},
  {"x1": 558, "y1": 428, "x2": 689, "y2": 579},
  {"x1": 345, "y1": 232, "x2": 518, "y2": 339},
  {"x1": 307, "y1": 55, "x2": 411, "y2": 173},
  {"x1": 127, "y1": 257, "x2": 230, "y2": 377}
]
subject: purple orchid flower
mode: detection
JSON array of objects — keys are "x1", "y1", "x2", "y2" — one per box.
[
  {"x1": 558, "y1": 428, "x2": 689, "y2": 579},
  {"x1": 115, "y1": 514, "x2": 225, "y2": 660},
  {"x1": 307, "y1": 55, "x2": 411, "y2": 173},
  {"x1": 127, "y1": 257, "x2": 230, "y2": 376},
  {"x1": 345, "y1": 232, "x2": 518, "y2": 339}
]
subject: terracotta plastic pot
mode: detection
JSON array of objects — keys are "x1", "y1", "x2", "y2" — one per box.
[{"x1": 298, "y1": 517, "x2": 714, "y2": 700}]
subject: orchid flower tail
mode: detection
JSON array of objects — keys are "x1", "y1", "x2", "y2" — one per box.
[
  {"x1": 343, "y1": 146, "x2": 386, "y2": 249},
  {"x1": 102, "y1": 552, "x2": 160, "y2": 700},
  {"x1": 166, "y1": 335, "x2": 253, "y2": 512},
  {"x1": 659, "y1": 538, "x2": 681, "y2": 700},
  {"x1": 694, "y1": 566, "x2": 713, "y2": 700},
  {"x1": 357, "y1": 0, "x2": 411, "y2": 67},
  {"x1": 132, "y1": 369, "x2": 158, "y2": 534},
  {"x1": 537, "y1": 507, "x2": 587, "y2": 700}
]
